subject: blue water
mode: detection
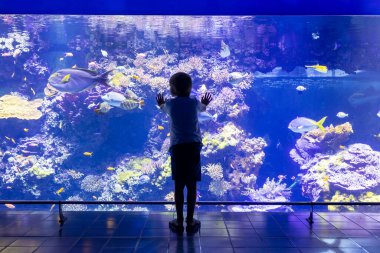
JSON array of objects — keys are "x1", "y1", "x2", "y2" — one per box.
[{"x1": 0, "y1": 15, "x2": 379, "y2": 212}]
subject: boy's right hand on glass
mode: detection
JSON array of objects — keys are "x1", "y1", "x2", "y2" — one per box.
[
  {"x1": 201, "y1": 92, "x2": 213, "y2": 106},
  {"x1": 156, "y1": 93, "x2": 165, "y2": 106}
]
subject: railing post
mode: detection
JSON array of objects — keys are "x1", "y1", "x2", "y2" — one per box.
[
  {"x1": 306, "y1": 202, "x2": 314, "y2": 224},
  {"x1": 58, "y1": 201, "x2": 67, "y2": 225}
]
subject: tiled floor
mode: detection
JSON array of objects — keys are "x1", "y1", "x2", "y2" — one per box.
[{"x1": 0, "y1": 211, "x2": 380, "y2": 252}]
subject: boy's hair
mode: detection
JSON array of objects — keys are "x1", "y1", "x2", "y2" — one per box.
[{"x1": 169, "y1": 72, "x2": 192, "y2": 97}]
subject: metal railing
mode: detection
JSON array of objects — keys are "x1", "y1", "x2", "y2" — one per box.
[{"x1": 1, "y1": 200, "x2": 379, "y2": 226}]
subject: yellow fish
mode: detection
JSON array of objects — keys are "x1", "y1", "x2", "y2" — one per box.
[
  {"x1": 339, "y1": 145, "x2": 346, "y2": 150},
  {"x1": 107, "y1": 167, "x2": 115, "y2": 171},
  {"x1": 232, "y1": 103, "x2": 239, "y2": 109},
  {"x1": 305, "y1": 64, "x2": 328, "y2": 73},
  {"x1": 157, "y1": 125, "x2": 164, "y2": 130},
  {"x1": 11, "y1": 138, "x2": 16, "y2": 144},
  {"x1": 23, "y1": 128, "x2": 29, "y2": 132},
  {"x1": 322, "y1": 175, "x2": 329, "y2": 182},
  {"x1": 5, "y1": 136, "x2": 10, "y2": 140},
  {"x1": 83, "y1": 152, "x2": 93, "y2": 157},
  {"x1": 92, "y1": 196, "x2": 97, "y2": 200},
  {"x1": 23, "y1": 76, "x2": 27, "y2": 81},
  {"x1": 30, "y1": 88, "x2": 35, "y2": 95},
  {"x1": 131, "y1": 75, "x2": 140, "y2": 81},
  {"x1": 61, "y1": 74, "x2": 71, "y2": 83},
  {"x1": 56, "y1": 187, "x2": 64, "y2": 195},
  {"x1": 5, "y1": 203, "x2": 15, "y2": 209},
  {"x1": 72, "y1": 64, "x2": 77, "y2": 68},
  {"x1": 167, "y1": 133, "x2": 170, "y2": 137}
]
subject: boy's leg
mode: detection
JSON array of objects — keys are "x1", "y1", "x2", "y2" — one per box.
[
  {"x1": 174, "y1": 180, "x2": 185, "y2": 223},
  {"x1": 186, "y1": 180, "x2": 197, "y2": 222}
]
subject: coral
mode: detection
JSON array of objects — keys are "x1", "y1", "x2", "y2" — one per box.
[
  {"x1": 290, "y1": 122, "x2": 353, "y2": 165},
  {"x1": 175, "y1": 56, "x2": 204, "y2": 74},
  {"x1": 207, "y1": 87, "x2": 239, "y2": 114},
  {"x1": 202, "y1": 163, "x2": 224, "y2": 181},
  {"x1": 210, "y1": 68, "x2": 230, "y2": 84},
  {"x1": 80, "y1": 175, "x2": 106, "y2": 193},
  {"x1": 359, "y1": 192, "x2": 380, "y2": 202},
  {"x1": 63, "y1": 195, "x2": 87, "y2": 211},
  {"x1": 23, "y1": 54, "x2": 49, "y2": 76},
  {"x1": 149, "y1": 76, "x2": 169, "y2": 92},
  {"x1": 202, "y1": 122, "x2": 243, "y2": 156},
  {"x1": 66, "y1": 169, "x2": 84, "y2": 179},
  {"x1": 0, "y1": 95, "x2": 43, "y2": 120},
  {"x1": 164, "y1": 191, "x2": 175, "y2": 211},
  {"x1": 209, "y1": 180, "x2": 232, "y2": 197},
  {"x1": 116, "y1": 171, "x2": 142, "y2": 184},
  {"x1": 129, "y1": 157, "x2": 156, "y2": 175},
  {"x1": 327, "y1": 191, "x2": 356, "y2": 211},
  {"x1": 299, "y1": 144, "x2": 380, "y2": 201},
  {"x1": 241, "y1": 178, "x2": 291, "y2": 211},
  {"x1": 29, "y1": 166, "x2": 54, "y2": 179}
]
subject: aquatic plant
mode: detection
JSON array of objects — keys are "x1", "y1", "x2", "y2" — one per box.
[{"x1": 0, "y1": 95, "x2": 43, "y2": 120}]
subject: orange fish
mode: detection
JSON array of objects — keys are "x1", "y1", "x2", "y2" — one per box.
[{"x1": 5, "y1": 203, "x2": 15, "y2": 209}]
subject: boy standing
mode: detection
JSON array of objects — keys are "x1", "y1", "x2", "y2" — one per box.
[{"x1": 156, "y1": 72, "x2": 212, "y2": 233}]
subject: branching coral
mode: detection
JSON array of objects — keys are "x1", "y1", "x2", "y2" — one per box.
[
  {"x1": 210, "y1": 68, "x2": 230, "y2": 84},
  {"x1": 202, "y1": 163, "x2": 224, "y2": 181},
  {"x1": 209, "y1": 180, "x2": 232, "y2": 197},
  {"x1": 80, "y1": 175, "x2": 106, "y2": 193},
  {"x1": 149, "y1": 76, "x2": 169, "y2": 92},
  {"x1": 0, "y1": 95, "x2": 43, "y2": 120}
]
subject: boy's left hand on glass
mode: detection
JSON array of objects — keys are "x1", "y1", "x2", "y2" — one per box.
[
  {"x1": 156, "y1": 93, "x2": 165, "y2": 106},
  {"x1": 201, "y1": 92, "x2": 213, "y2": 106}
]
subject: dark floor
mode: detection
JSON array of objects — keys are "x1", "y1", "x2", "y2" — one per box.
[{"x1": 0, "y1": 211, "x2": 380, "y2": 252}]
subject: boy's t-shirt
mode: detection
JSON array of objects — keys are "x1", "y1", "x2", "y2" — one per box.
[{"x1": 160, "y1": 96, "x2": 206, "y2": 147}]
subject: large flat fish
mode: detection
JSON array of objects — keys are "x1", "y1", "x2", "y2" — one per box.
[{"x1": 47, "y1": 68, "x2": 112, "y2": 93}]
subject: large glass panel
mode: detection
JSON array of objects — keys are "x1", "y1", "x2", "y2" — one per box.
[{"x1": 0, "y1": 15, "x2": 379, "y2": 212}]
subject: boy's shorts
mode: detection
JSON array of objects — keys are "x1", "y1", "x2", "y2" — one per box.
[{"x1": 170, "y1": 142, "x2": 202, "y2": 182}]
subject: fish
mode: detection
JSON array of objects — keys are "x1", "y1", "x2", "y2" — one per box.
[
  {"x1": 56, "y1": 187, "x2": 64, "y2": 195},
  {"x1": 336, "y1": 112, "x2": 349, "y2": 118},
  {"x1": 278, "y1": 175, "x2": 286, "y2": 180},
  {"x1": 49, "y1": 204, "x2": 55, "y2": 212},
  {"x1": 72, "y1": 65, "x2": 77, "y2": 68},
  {"x1": 13, "y1": 48, "x2": 22, "y2": 58},
  {"x1": 61, "y1": 74, "x2": 71, "y2": 83},
  {"x1": 92, "y1": 196, "x2": 97, "y2": 200},
  {"x1": 377, "y1": 110, "x2": 380, "y2": 118},
  {"x1": 220, "y1": 40, "x2": 230, "y2": 58},
  {"x1": 157, "y1": 125, "x2": 164, "y2": 130},
  {"x1": 312, "y1": 32, "x2": 320, "y2": 40},
  {"x1": 198, "y1": 112, "x2": 218, "y2": 123},
  {"x1": 94, "y1": 102, "x2": 112, "y2": 114},
  {"x1": 30, "y1": 88, "x2": 35, "y2": 95},
  {"x1": 5, "y1": 136, "x2": 11, "y2": 140},
  {"x1": 11, "y1": 138, "x2": 16, "y2": 144},
  {"x1": 23, "y1": 128, "x2": 29, "y2": 132},
  {"x1": 288, "y1": 116, "x2": 327, "y2": 134},
  {"x1": 59, "y1": 57, "x2": 64, "y2": 61},
  {"x1": 291, "y1": 176, "x2": 296, "y2": 180},
  {"x1": 5, "y1": 203, "x2": 15, "y2": 209},
  {"x1": 131, "y1": 75, "x2": 140, "y2": 82},
  {"x1": 58, "y1": 121, "x2": 63, "y2": 129},
  {"x1": 374, "y1": 133, "x2": 380, "y2": 139},
  {"x1": 339, "y1": 145, "x2": 346, "y2": 150},
  {"x1": 167, "y1": 133, "x2": 170, "y2": 137},
  {"x1": 46, "y1": 68, "x2": 113, "y2": 94},
  {"x1": 101, "y1": 49, "x2": 108, "y2": 57},
  {"x1": 232, "y1": 103, "x2": 239, "y2": 109},
  {"x1": 296, "y1": 86, "x2": 307, "y2": 93},
  {"x1": 229, "y1": 72, "x2": 248, "y2": 85},
  {"x1": 121, "y1": 99, "x2": 144, "y2": 110},
  {"x1": 322, "y1": 175, "x2": 329, "y2": 182},
  {"x1": 65, "y1": 52, "x2": 74, "y2": 57},
  {"x1": 1, "y1": 52, "x2": 12, "y2": 57},
  {"x1": 107, "y1": 167, "x2": 115, "y2": 171},
  {"x1": 23, "y1": 76, "x2": 27, "y2": 81},
  {"x1": 305, "y1": 64, "x2": 328, "y2": 73},
  {"x1": 11, "y1": 72, "x2": 15, "y2": 78},
  {"x1": 83, "y1": 152, "x2": 93, "y2": 157}
]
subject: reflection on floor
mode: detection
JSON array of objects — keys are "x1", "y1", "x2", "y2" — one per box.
[{"x1": 0, "y1": 211, "x2": 380, "y2": 252}]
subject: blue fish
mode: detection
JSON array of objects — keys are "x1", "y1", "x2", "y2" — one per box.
[
  {"x1": 288, "y1": 116, "x2": 327, "y2": 134},
  {"x1": 47, "y1": 68, "x2": 112, "y2": 93},
  {"x1": 198, "y1": 112, "x2": 218, "y2": 123}
]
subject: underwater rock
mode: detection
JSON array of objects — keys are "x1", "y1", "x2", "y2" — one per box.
[
  {"x1": 290, "y1": 122, "x2": 353, "y2": 165},
  {"x1": 299, "y1": 144, "x2": 380, "y2": 201},
  {"x1": 0, "y1": 94, "x2": 43, "y2": 120}
]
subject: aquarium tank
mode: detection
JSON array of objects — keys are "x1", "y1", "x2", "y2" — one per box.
[{"x1": 0, "y1": 15, "x2": 379, "y2": 212}]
